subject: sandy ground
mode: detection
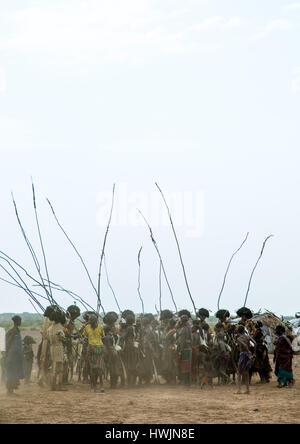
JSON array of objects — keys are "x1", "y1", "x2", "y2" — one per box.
[{"x1": 0, "y1": 358, "x2": 299, "y2": 424}]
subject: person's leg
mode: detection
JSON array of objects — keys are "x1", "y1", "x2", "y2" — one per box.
[
  {"x1": 94, "y1": 369, "x2": 99, "y2": 392},
  {"x1": 110, "y1": 373, "x2": 117, "y2": 389},
  {"x1": 25, "y1": 360, "x2": 33, "y2": 384},
  {"x1": 6, "y1": 380, "x2": 15, "y2": 395},
  {"x1": 277, "y1": 367, "x2": 286, "y2": 387},
  {"x1": 83, "y1": 359, "x2": 89, "y2": 383},
  {"x1": 63, "y1": 361, "x2": 69, "y2": 384},
  {"x1": 90, "y1": 368, "x2": 95, "y2": 391},
  {"x1": 128, "y1": 371, "x2": 137, "y2": 387},
  {"x1": 40, "y1": 340, "x2": 49, "y2": 386},
  {"x1": 185, "y1": 373, "x2": 191, "y2": 386},
  {"x1": 50, "y1": 362, "x2": 56, "y2": 391},
  {"x1": 94, "y1": 369, "x2": 99, "y2": 391},
  {"x1": 77, "y1": 358, "x2": 82, "y2": 381},
  {"x1": 236, "y1": 370, "x2": 242, "y2": 394},
  {"x1": 55, "y1": 363, "x2": 67, "y2": 391},
  {"x1": 99, "y1": 369, "x2": 104, "y2": 389},
  {"x1": 24, "y1": 360, "x2": 30, "y2": 384},
  {"x1": 28, "y1": 360, "x2": 33, "y2": 383},
  {"x1": 120, "y1": 368, "x2": 125, "y2": 387},
  {"x1": 128, "y1": 372, "x2": 132, "y2": 387},
  {"x1": 244, "y1": 370, "x2": 250, "y2": 394},
  {"x1": 69, "y1": 355, "x2": 74, "y2": 381}
]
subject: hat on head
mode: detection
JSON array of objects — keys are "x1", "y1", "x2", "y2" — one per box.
[
  {"x1": 236, "y1": 307, "x2": 253, "y2": 320},
  {"x1": 215, "y1": 309, "x2": 230, "y2": 321}
]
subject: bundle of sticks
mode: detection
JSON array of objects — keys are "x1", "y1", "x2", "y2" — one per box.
[{"x1": 0, "y1": 180, "x2": 274, "y2": 317}]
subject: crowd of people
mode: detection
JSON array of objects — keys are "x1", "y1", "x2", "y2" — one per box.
[{"x1": 1, "y1": 305, "x2": 297, "y2": 396}]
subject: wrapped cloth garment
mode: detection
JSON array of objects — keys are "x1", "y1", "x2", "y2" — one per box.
[
  {"x1": 176, "y1": 325, "x2": 192, "y2": 351},
  {"x1": 41, "y1": 317, "x2": 52, "y2": 340},
  {"x1": 161, "y1": 329, "x2": 177, "y2": 383},
  {"x1": 87, "y1": 344, "x2": 105, "y2": 370},
  {"x1": 274, "y1": 335, "x2": 293, "y2": 373},
  {"x1": 238, "y1": 351, "x2": 252, "y2": 370},
  {"x1": 277, "y1": 367, "x2": 293, "y2": 385},
  {"x1": 47, "y1": 322, "x2": 65, "y2": 377},
  {"x1": 23, "y1": 343, "x2": 34, "y2": 383},
  {"x1": 5, "y1": 327, "x2": 26, "y2": 383},
  {"x1": 274, "y1": 335, "x2": 294, "y2": 384},
  {"x1": 137, "y1": 327, "x2": 158, "y2": 384},
  {"x1": 103, "y1": 334, "x2": 124, "y2": 387},
  {"x1": 251, "y1": 327, "x2": 272, "y2": 381},
  {"x1": 178, "y1": 349, "x2": 192, "y2": 376},
  {"x1": 40, "y1": 318, "x2": 53, "y2": 374},
  {"x1": 191, "y1": 331, "x2": 200, "y2": 383},
  {"x1": 120, "y1": 325, "x2": 139, "y2": 385},
  {"x1": 177, "y1": 326, "x2": 192, "y2": 383}
]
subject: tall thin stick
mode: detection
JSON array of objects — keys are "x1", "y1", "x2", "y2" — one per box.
[
  {"x1": 244, "y1": 235, "x2": 273, "y2": 307},
  {"x1": 138, "y1": 209, "x2": 177, "y2": 312},
  {"x1": 28, "y1": 299, "x2": 44, "y2": 315},
  {"x1": 137, "y1": 246, "x2": 145, "y2": 315},
  {"x1": 0, "y1": 259, "x2": 45, "y2": 312},
  {"x1": 97, "y1": 183, "x2": 115, "y2": 313},
  {"x1": 0, "y1": 249, "x2": 52, "y2": 294},
  {"x1": 35, "y1": 279, "x2": 96, "y2": 313},
  {"x1": 11, "y1": 193, "x2": 40, "y2": 270},
  {"x1": 103, "y1": 254, "x2": 122, "y2": 314},
  {"x1": 217, "y1": 232, "x2": 249, "y2": 310},
  {"x1": 46, "y1": 198, "x2": 98, "y2": 298},
  {"x1": 155, "y1": 182, "x2": 196, "y2": 316},
  {"x1": 31, "y1": 179, "x2": 53, "y2": 302},
  {"x1": 159, "y1": 260, "x2": 162, "y2": 313},
  {"x1": 11, "y1": 192, "x2": 52, "y2": 304},
  {"x1": 0, "y1": 250, "x2": 85, "y2": 311},
  {"x1": 0, "y1": 275, "x2": 48, "y2": 302}
]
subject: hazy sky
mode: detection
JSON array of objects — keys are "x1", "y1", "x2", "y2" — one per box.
[{"x1": 0, "y1": 0, "x2": 299, "y2": 317}]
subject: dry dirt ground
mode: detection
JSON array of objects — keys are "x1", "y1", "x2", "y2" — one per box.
[{"x1": 0, "y1": 359, "x2": 299, "y2": 424}]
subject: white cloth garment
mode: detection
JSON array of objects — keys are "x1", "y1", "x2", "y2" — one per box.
[{"x1": 0, "y1": 327, "x2": 5, "y2": 352}]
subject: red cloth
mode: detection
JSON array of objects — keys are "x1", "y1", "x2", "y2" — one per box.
[
  {"x1": 191, "y1": 346, "x2": 199, "y2": 382},
  {"x1": 275, "y1": 335, "x2": 293, "y2": 373}
]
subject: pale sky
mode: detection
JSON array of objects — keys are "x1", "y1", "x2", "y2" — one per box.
[{"x1": 0, "y1": 0, "x2": 299, "y2": 317}]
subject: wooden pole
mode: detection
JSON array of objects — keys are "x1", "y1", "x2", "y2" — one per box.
[{"x1": 217, "y1": 232, "x2": 249, "y2": 310}]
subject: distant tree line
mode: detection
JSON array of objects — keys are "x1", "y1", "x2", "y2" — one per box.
[{"x1": 0, "y1": 312, "x2": 43, "y2": 331}]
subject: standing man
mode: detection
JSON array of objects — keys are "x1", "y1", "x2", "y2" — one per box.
[
  {"x1": 251, "y1": 321, "x2": 272, "y2": 384},
  {"x1": 81, "y1": 314, "x2": 105, "y2": 392},
  {"x1": 47, "y1": 308, "x2": 67, "y2": 391},
  {"x1": 236, "y1": 325, "x2": 253, "y2": 394},
  {"x1": 103, "y1": 325, "x2": 124, "y2": 389},
  {"x1": 120, "y1": 311, "x2": 139, "y2": 387},
  {"x1": 5, "y1": 315, "x2": 26, "y2": 396},
  {"x1": 161, "y1": 319, "x2": 177, "y2": 385},
  {"x1": 23, "y1": 336, "x2": 36, "y2": 385},
  {"x1": 39, "y1": 305, "x2": 55, "y2": 386},
  {"x1": 274, "y1": 325, "x2": 294, "y2": 388},
  {"x1": 63, "y1": 305, "x2": 81, "y2": 384},
  {"x1": 191, "y1": 320, "x2": 201, "y2": 384},
  {"x1": 138, "y1": 315, "x2": 156, "y2": 385},
  {"x1": 176, "y1": 314, "x2": 192, "y2": 386},
  {"x1": 237, "y1": 307, "x2": 255, "y2": 335}
]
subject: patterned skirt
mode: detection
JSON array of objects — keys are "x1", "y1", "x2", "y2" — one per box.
[
  {"x1": 238, "y1": 351, "x2": 252, "y2": 370},
  {"x1": 87, "y1": 345, "x2": 105, "y2": 370},
  {"x1": 179, "y1": 348, "x2": 192, "y2": 375}
]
